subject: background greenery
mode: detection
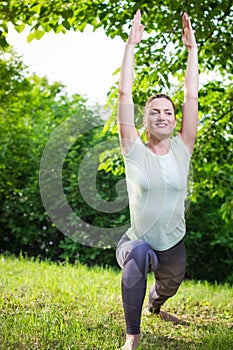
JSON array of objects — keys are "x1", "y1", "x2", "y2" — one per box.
[{"x1": 0, "y1": 0, "x2": 232, "y2": 283}]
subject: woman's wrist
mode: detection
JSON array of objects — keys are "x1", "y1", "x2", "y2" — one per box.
[{"x1": 188, "y1": 44, "x2": 198, "y2": 52}]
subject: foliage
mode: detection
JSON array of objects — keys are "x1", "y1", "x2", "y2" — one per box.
[
  {"x1": 0, "y1": 1, "x2": 232, "y2": 73},
  {"x1": 0, "y1": 255, "x2": 232, "y2": 349},
  {"x1": 0, "y1": 1, "x2": 232, "y2": 282},
  {"x1": 0, "y1": 51, "x2": 126, "y2": 264}
]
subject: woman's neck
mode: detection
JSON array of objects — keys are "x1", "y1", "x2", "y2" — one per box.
[{"x1": 146, "y1": 136, "x2": 171, "y2": 155}]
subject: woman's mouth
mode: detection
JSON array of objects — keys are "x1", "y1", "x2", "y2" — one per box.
[{"x1": 155, "y1": 123, "x2": 168, "y2": 128}]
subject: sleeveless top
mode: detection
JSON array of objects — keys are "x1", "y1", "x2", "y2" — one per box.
[{"x1": 123, "y1": 135, "x2": 191, "y2": 251}]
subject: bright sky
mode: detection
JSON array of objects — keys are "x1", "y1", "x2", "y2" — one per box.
[{"x1": 6, "y1": 24, "x2": 125, "y2": 105}]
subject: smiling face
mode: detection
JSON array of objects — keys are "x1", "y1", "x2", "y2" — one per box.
[{"x1": 144, "y1": 97, "x2": 176, "y2": 140}]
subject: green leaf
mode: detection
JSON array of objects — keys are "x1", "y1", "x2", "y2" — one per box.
[
  {"x1": 14, "y1": 23, "x2": 26, "y2": 33},
  {"x1": 27, "y1": 32, "x2": 35, "y2": 43},
  {"x1": 31, "y1": 4, "x2": 41, "y2": 15},
  {"x1": 62, "y1": 20, "x2": 70, "y2": 31},
  {"x1": 34, "y1": 29, "x2": 45, "y2": 40},
  {"x1": 62, "y1": 9, "x2": 73, "y2": 20},
  {"x1": 0, "y1": 36, "x2": 9, "y2": 48}
]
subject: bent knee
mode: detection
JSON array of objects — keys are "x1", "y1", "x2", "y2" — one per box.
[{"x1": 117, "y1": 239, "x2": 151, "y2": 268}]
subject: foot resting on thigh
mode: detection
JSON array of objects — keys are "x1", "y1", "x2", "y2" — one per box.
[{"x1": 119, "y1": 334, "x2": 140, "y2": 350}]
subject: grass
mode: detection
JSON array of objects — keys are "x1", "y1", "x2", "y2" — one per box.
[{"x1": 0, "y1": 255, "x2": 232, "y2": 350}]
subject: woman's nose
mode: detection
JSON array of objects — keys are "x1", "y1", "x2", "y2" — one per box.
[{"x1": 157, "y1": 113, "x2": 166, "y2": 120}]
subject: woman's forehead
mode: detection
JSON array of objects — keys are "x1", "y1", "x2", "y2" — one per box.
[{"x1": 148, "y1": 98, "x2": 173, "y2": 110}]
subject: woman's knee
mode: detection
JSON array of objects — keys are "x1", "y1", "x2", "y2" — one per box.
[{"x1": 116, "y1": 238, "x2": 150, "y2": 268}]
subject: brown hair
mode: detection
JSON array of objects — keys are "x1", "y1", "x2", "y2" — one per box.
[{"x1": 145, "y1": 93, "x2": 176, "y2": 115}]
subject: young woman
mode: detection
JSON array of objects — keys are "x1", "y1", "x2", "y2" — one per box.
[{"x1": 116, "y1": 10, "x2": 198, "y2": 350}]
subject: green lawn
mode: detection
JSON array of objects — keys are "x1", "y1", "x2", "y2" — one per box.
[{"x1": 0, "y1": 255, "x2": 232, "y2": 349}]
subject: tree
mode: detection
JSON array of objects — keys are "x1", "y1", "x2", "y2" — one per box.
[
  {"x1": 0, "y1": 51, "x2": 128, "y2": 263},
  {"x1": 0, "y1": 1, "x2": 232, "y2": 73},
  {"x1": 0, "y1": 1, "x2": 232, "y2": 281}
]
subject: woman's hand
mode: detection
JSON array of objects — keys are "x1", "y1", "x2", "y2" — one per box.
[
  {"x1": 182, "y1": 12, "x2": 197, "y2": 49},
  {"x1": 127, "y1": 9, "x2": 144, "y2": 45}
]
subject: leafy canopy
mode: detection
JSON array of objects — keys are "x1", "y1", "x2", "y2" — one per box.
[{"x1": 0, "y1": 0, "x2": 232, "y2": 74}]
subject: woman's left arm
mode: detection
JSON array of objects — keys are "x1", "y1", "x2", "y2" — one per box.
[{"x1": 179, "y1": 12, "x2": 198, "y2": 154}]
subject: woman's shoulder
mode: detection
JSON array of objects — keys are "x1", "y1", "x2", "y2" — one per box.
[
  {"x1": 172, "y1": 134, "x2": 192, "y2": 157},
  {"x1": 123, "y1": 135, "x2": 146, "y2": 159}
]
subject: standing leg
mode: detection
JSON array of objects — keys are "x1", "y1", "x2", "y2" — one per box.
[
  {"x1": 148, "y1": 239, "x2": 186, "y2": 315},
  {"x1": 116, "y1": 234, "x2": 158, "y2": 336}
]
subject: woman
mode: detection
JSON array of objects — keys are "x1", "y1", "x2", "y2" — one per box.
[{"x1": 116, "y1": 9, "x2": 198, "y2": 350}]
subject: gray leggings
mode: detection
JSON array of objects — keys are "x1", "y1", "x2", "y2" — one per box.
[{"x1": 116, "y1": 234, "x2": 186, "y2": 334}]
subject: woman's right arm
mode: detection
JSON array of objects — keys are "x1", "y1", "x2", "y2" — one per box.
[{"x1": 118, "y1": 9, "x2": 144, "y2": 154}]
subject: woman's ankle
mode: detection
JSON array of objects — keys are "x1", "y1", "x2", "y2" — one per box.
[{"x1": 125, "y1": 334, "x2": 140, "y2": 348}]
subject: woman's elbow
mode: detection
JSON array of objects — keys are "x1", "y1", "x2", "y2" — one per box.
[{"x1": 118, "y1": 89, "x2": 132, "y2": 103}]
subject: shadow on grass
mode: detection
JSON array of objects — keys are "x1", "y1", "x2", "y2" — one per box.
[
  {"x1": 138, "y1": 323, "x2": 233, "y2": 350},
  {"x1": 139, "y1": 333, "x2": 193, "y2": 350}
]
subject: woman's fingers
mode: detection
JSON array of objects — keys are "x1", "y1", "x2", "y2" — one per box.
[
  {"x1": 182, "y1": 12, "x2": 193, "y2": 32},
  {"x1": 135, "y1": 9, "x2": 141, "y2": 18},
  {"x1": 182, "y1": 12, "x2": 190, "y2": 29},
  {"x1": 133, "y1": 10, "x2": 141, "y2": 25},
  {"x1": 128, "y1": 9, "x2": 144, "y2": 44}
]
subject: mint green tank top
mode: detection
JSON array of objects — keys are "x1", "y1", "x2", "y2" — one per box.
[{"x1": 124, "y1": 135, "x2": 191, "y2": 251}]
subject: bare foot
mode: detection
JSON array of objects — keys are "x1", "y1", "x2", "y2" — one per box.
[
  {"x1": 118, "y1": 334, "x2": 140, "y2": 350},
  {"x1": 158, "y1": 310, "x2": 183, "y2": 324}
]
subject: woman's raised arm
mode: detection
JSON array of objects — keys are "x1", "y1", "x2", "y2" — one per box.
[
  {"x1": 118, "y1": 9, "x2": 144, "y2": 154},
  {"x1": 179, "y1": 12, "x2": 199, "y2": 154}
]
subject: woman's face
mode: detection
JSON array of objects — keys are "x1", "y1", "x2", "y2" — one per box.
[{"x1": 144, "y1": 98, "x2": 176, "y2": 140}]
